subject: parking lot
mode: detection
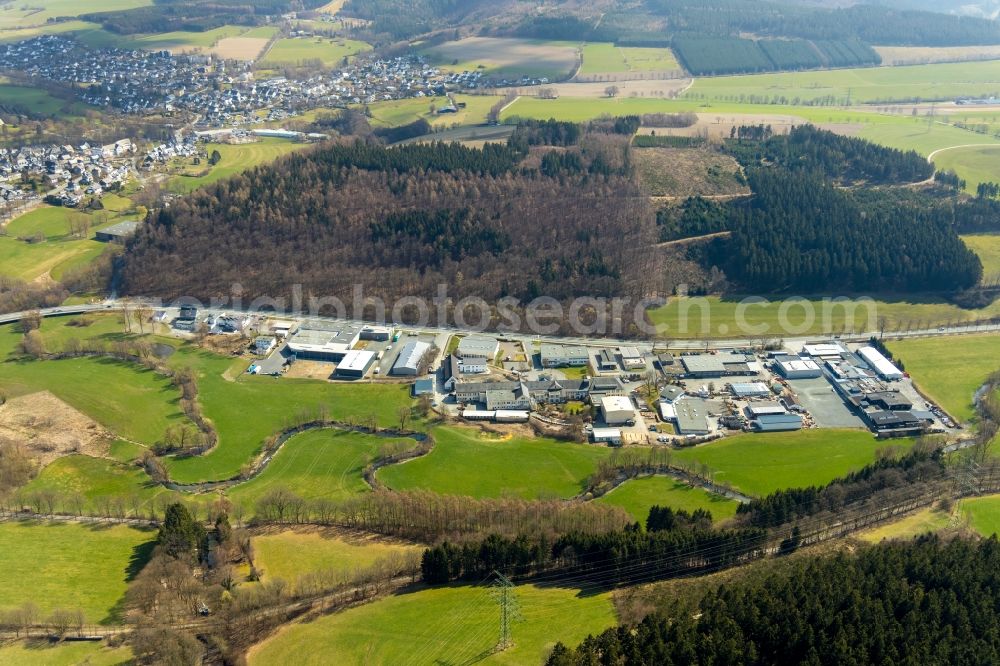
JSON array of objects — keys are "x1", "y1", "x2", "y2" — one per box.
[{"x1": 786, "y1": 377, "x2": 865, "y2": 428}]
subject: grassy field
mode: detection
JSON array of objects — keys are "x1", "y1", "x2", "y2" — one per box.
[
  {"x1": 597, "y1": 476, "x2": 739, "y2": 523},
  {"x1": 0, "y1": 0, "x2": 149, "y2": 29},
  {"x1": 686, "y1": 60, "x2": 1000, "y2": 104},
  {"x1": 0, "y1": 521, "x2": 155, "y2": 624},
  {"x1": 962, "y1": 234, "x2": 1000, "y2": 282},
  {"x1": 0, "y1": 19, "x2": 119, "y2": 47},
  {"x1": 166, "y1": 138, "x2": 309, "y2": 193},
  {"x1": 22, "y1": 455, "x2": 174, "y2": 513},
  {"x1": 579, "y1": 43, "x2": 680, "y2": 75},
  {"x1": 227, "y1": 429, "x2": 419, "y2": 509},
  {"x1": 932, "y1": 145, "x2": 1000, "y2": 192},
  {"x1": 248, "y1": 582, "x2": 616, "y2": 666},
  {"x1": 260, "y1": 37, "x2": 371, "y2": 67},
  {"x1": 125, "y1": 25, "x2": 248, "y2": 52},
  {"x1": 0, "y1": 641, "x2": 132, "y2": 666},
  {"x1": 376, "y1": 426, "x2": 613, "y2": 500},
  {"x1": 887, "y1": 334, "x2": 1000, "y2": 423},
  {"x1": 856, "y1": 506, "x2": 951, "y2": 543},
  {"x1": 961, "y1": 494, "x2": 1000, "y2": 536},
  {"x1": 421, "y1": 37, "x2": 580, "y2": 80},
  {"x1": 363, "y1": 93, "x2": 497, "y2": 128},
  {"x1": 874, "y1": 44, "x2": 1000, "y2": 66},
  {"x1": 672, "y1": 429, "x2": 902, "y2": 496},
  {"x1": 646, "y1": 294, "x2": 1000, "y2": 339},
  {"x1": 0, "y1": 83, "x2": 78, "y2": 116},
  {"x1": 252, "y1": 528, "x2": 421, "y2": 590}
]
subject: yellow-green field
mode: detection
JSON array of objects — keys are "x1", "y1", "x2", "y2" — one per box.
[
  {"x1": 260, "y1": 37, "x2": 371, "y2": 67},
  {"x1": 856, "y1": 506, "x2": 951, "y2": 543},
  {"x1": 962, "y1": 495, "x2": 1000, "y2": 536},
  {"x1": 962, "y1": 234, "x2": 1000, "y2": 282},
  {"x1": 0, "y1": 521, "x2": 155, "y2": 624},
  {"x1": 166, "y1": 138, "x2": 310, "y2": 193},
  {"x1": 252, "y1": 529, "x2": 421, "y2": 591},
  {"x1": 363, "y1": 94, "x2": 497, "y2": 128},
  {"x1": 932, "y1": 145, "x2": 1000, "y2": 192},
  {"x1": 888, "y1": 334, "x2": 1000, "y2": 423},
  {"x1": 597, "y1": 476, "x2": 739, "y2": 522},
  {"x1": 646, "y1": 295, "x2": 1000, "y2": 339},
  {"x1": 0, "y1": 0, "x2": 149, "y2": 30},
  {"x1": 578, "y1": 43, "x2": 680, "y2": 75},
  {"x1": 248, "y1": 583, "x2": 616, "y2": 666},
  {"x1": 687, "y1": 60, "x2": 1000, "y2": 104},
  {"x1": 0, "y1": 641, "x2": 132, "y2": 666}
]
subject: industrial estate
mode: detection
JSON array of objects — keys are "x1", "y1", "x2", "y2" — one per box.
[{"x1": 2, "y1": 0, "x2": 1000, "y2": 665}]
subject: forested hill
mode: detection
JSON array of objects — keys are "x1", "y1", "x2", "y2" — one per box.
[
  {"x1": 726, "y1": 124, "x2": 933, "y2": 186},
  {"x1": 119, "y1": 137, "x2": 661, "y2": 323},
  {"x1": 548, "y1": 536, "x2": 1000, "y2": 665},
  {"x1": 707, "y1": 169, "x2": 983, "y2": 292}
]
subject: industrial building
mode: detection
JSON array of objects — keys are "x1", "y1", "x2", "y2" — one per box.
[
  {"x1": 729, "y1": 382, "x2": 772, "y2": 398},
  {"x1": 540, "y1": 343, "x2": 590, "y2": 368},
  {"x1": 680, "y1": 353, "x2": 760, "y2": 378},
  {"x1": 591, "y1": 427, "x2": 623, "y2": 445},
  {"x1": 619, "y1": 346, "x2": 646, "y2": 369},
  {"x1": 746, "y1": 402, "x2": 788, "y2": 418},
  {"x1": 751, "y1": 413, "x2": 803, "y2": 432},
  {"x1": 660, "y1": 385, "x2": 685, "y2": 403},
  {"x1": 588, "y1": 376, "x2": 626, "y2": 401},
  {"x1": 336, "y1": 349, "x2": 377, "y2": 378},
  {"x1": 95, "y1": 219, "x2": 140, "y2": 243},
  {"x1": 252, "y1": 336, "x2": 276, "y2": 356},
  {"x1": 857, "y1": 347, "x2": 904, "y2": 381},
  {"x1": 412, "y1": 378, "x2": 434, "y2": 396},
  {"x1": 596, "y1": 349, "x2": 619, "y2": 372},
  {"x1": 287, "y1": 321, "x2": 363, "y2": 362},
  {"x1": 360, "y1": 325, "x2": 393, "y2": 342},
  {"x1": 801, "y1": 342, "x2": 849, "y2": 358},
  {"x1": 457, "y1": 354, "x2": 488, "y2": 374},
  {"x1": 462, "y1": 409, "x2": 530, "y2": 423},
  {"x1": 391, "y1": 340, "x2": 430, "y2": 376},
  {"x1": 772, "y1": 355, "x2": 823, "y2": 379},
  {"x1": 457, "y1": 336, "x2": 500, "y2": 359},
  {"x1": 670, "y1": 398, "x2": 712, "y2": 435},
  {"x1": 600, "y1": 396, "x2": 635, "y2": 425}
]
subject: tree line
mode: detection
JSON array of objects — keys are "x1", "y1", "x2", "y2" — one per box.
[{"x1": 547, "y1": 535, "x2": 1000, "y2": 665}]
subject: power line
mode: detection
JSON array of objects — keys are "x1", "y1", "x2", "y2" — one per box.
[{"x1": 489, "y1": 570, "x2": 521, "y2": 652}]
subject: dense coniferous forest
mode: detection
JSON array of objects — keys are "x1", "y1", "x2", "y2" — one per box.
[
  {"x1": 548, "y1": 536, "x2": 1000, "y2": 665},
  {"x1": 706, "y1": 169, "x2": 983, "y2": 292},
  {"x1": 119, "y1": 137, "x2": 660, "y2": 321},
  {"x1": 727, "y1": 125, "x2": 933, "y2": 185}
]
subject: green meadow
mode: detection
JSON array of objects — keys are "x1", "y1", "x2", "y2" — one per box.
[
  {"x1": 579, "y1": 43, "x2": 681, "y2": 75},
  {"x1": 887, "y1": 333, "x2": 1000, "y2": 423},
  {"x1": 597, "y1": 476, "x2": 739, "y2": 523},
  {"x1": 932, "y1": 144, "x2": 1000, "y2": 192},
  {"x1": 672, "y1": 430, "x2": 903, "y2": 496},
  {"x1": 962, "y1": 234, "x2": 1000, "y2": 281},
  {"x1": 166, "y1": 138, "x2": 310, "y2": 193},
  {"x1": 248, "y1": 583, "x2": 616, "y2": 666},
  {"x1": 260, "y1": 37, "x2": 371, "y2": 67},
  {"x1": 376, "y1": 426, "x2": 613, "y2": 500},
  {"x1": 0, "y1": 521, "x2": 155, "y2": 624},
  {"x1": 961, "y1": 494, "x2": 1000, "y2": 536}
]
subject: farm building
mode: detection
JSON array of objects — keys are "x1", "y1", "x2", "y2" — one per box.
[
  {"x1": 857, "y1": 347, "x2": 904, "y2": 381},
  {"x1": 751, "y1": 413, "x2": 803, "y2": 432},
  {"x1": 681, "y1": 353, "x2": 759, "y2": 378},
  {"x1": 287, "y1": 321, "x2": 363, "y2": 362},
  {"x1": 412, "y1": 378, "x2": 434, "y2": 396},
  {"x1": 773, "y1": 355, "x2": 822, "y2": 379},
  {"x1": 336, "y1": 349, "x2": 377, "y2": 378},
  {"x1": 95, "y1": 219, "x2": 140, "y2": 243},
  {"x1": 591, "y1": 427, "x2": 623, "y2": 445},
  {"x1": 729, "y1": 382, "x2": 772, "y2": 398},
  {"x1": 391, "y1": 340, "x2": 430, "y2": 376},
  {"x1": 600, "y1": 396, "x2": 635, "y2": 425},
  {"x1": 540, "y1": 343, "x2": 590, "y2": 368},
  {"x1": 457, "y1": 336, "x2": 500, "y2": 359},
  {"x1": 619, "y1": 346, "x2": 646, "y2": 369}
]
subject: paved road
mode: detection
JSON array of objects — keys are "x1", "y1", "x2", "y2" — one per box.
[{"x1": 3, "y1": 300, "x2": 999, "y2": 352}]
